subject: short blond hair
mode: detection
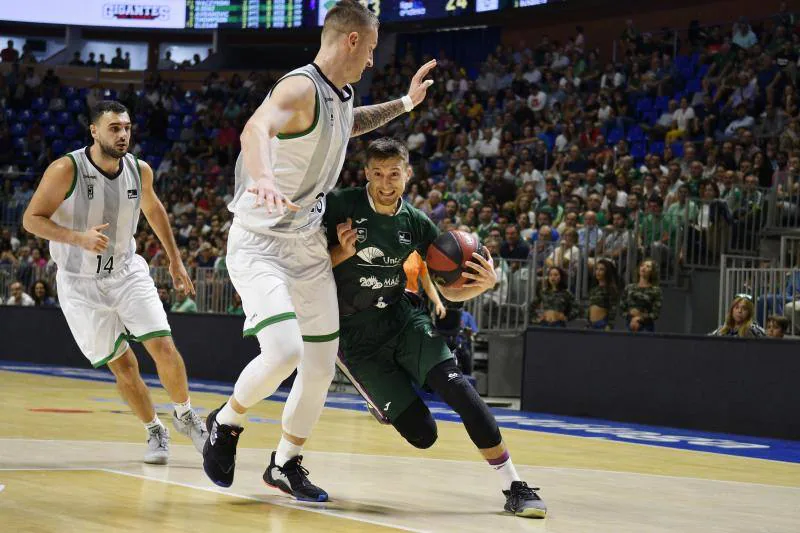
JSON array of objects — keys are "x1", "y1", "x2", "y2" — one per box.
[{"x1": 323, "y1": 0, "x2": 378, "y2": 37}]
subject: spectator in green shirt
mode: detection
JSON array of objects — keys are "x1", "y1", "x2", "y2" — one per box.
[
  {"x1": 227, "y1": 292, "x2": 245, "y2": 316},
  {"x1": 171, "y1": 287, "x2": 197, "y2": 313}
]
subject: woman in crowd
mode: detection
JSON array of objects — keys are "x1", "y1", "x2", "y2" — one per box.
[
  {"x1": 533, "y1": 266, "x2": 579, "y2": 327},
  {"x1": 32, "y1": 280, "x2": 58, "y2": 307},
  {"x1": 620, "y1": 258, "x2": 662, "y2": 332},
  {"x1": 709, "y1": 295, "x2": 765, "y2": 337},
  {"x1": 587, "y1": 258, "x2": 619, "y2": 330}
]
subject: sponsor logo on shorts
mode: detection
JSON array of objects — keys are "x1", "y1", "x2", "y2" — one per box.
[
  {"x1": 359, "y1": 275, "x2": 400, "y2": 290},
  {"x1": 356, "y1": 246, "x2": 401, "y2": 267},
  {"x1": 398, "y1": 231, "x2": 412, "y2": 245}
]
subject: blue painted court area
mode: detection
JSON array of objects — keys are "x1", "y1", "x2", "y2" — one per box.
[{"x1": 3, "y1": 360, "x2": 799, "y2": 464}]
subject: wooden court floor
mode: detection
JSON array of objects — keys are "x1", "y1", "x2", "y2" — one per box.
[{"x1": 1, "y1": 369, "x2": 799, "y2": 533}]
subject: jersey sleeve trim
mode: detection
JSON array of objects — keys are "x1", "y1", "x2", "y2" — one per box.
[
  {"x1": 64, "y1": 154, "x2": 78, "y2": 200},
  {"x1": 274, "y1": 74, "x2": 320, "y2": 140}
]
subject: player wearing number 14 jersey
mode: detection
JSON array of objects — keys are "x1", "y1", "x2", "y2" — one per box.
[{"x1": 23, "y1": 101, "x2": 207, "y2": 465}]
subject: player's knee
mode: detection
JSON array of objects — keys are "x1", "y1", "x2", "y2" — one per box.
[
  {"x1": 257, "y1": 328, "x2": 303, "y2": 372},
  {"x1": 145, "y1": 336, "x2": 178, "y2": 362},
  {"x1": 392, "y1": 398, "x2": 438, "y2": 449},
  {"x1": 108, "y1": 352, "x2": 139, "y2": 384}
]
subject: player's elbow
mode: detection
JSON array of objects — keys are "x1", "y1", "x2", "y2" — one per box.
[{"x1": 21, "y1": 207, "x2": 36, "y2": 235}]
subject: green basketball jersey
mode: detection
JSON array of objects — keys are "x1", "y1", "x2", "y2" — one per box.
[{"x1": 323, "y1": 187, "x2": 439, "y2": 317}]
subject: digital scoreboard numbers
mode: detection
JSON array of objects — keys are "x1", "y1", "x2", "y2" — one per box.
[
  {"x1": 186, "y1": 0, "x2": 303, "y2": 29},
  {"x1": 316, "y1": 0, "x2": 501, "y2": 26}
]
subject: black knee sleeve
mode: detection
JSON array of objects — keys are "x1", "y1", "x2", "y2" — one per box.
[
  {"x1": 391, "y1": 397, "x2": 438, "y2": 449},
  {"x1": 425, "y1": 359, "x2": 502, "y2": 449}
]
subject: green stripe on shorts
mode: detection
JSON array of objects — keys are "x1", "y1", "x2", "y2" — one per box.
[
  {"x1": 243, "y1": 312, "x2": 297, "y2": 337},
  {"x1": 302, "y1": 331, "x2": 340, "y2": 343},
  {"x1": 93, "y1": 332, "x2": 129, "y2": 368},
  {"x1": 132, "y1": 330, "x2": 172, "y2": 342}
]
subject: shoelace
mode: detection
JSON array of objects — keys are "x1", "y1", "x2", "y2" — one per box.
[
  {"x1": 186, "y1": 411, "x2": 206, "y2": 432},
  {"x1": 514, "y1": 483, "x2": 541, "y2": 499},
  {"x1": 280, "y1": 458, "x2": 311, "y2": 481},
  {"x1": 149, "y1": 427, "x2": 168, "y2": 449}
]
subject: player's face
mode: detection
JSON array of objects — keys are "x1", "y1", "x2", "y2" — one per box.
[
  {"x1": 347, "y1": 26, "x2": 377, "y2": 83},
  {"x1": 91, "y1": 112, "x2": 131, "y2": 159},
  {"x1": 366, "y1": 157, "x2": 411, "y2": 208}
]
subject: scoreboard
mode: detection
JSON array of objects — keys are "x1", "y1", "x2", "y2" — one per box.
[
  {"x1": 316, "y1": 0, "x2": 506, "y2": 26},
  {"x1": 186, "y1": 0, "x2": 304, "y2": 29}
]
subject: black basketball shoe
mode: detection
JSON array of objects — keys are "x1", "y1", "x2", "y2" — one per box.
[
  {"x1": 503, "y1": 481, "x2": 547, "y2": 518},
  {"x1": 263, "y1": 451, "x2": 329, "y2": 502},
  {"x1": 202, "y1": 403, "x2": 243, "y2": 488}
]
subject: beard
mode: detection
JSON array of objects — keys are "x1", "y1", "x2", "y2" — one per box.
[{"x1": 98, "y1": 139, "x2": 127, "y2": 159}]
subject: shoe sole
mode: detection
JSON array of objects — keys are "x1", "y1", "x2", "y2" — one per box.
[
  {"x1": 263, "y1": 479, "x2": 329, "y2": 502},
  {"x1": 144, "y1": 455, "x2": 168, "y2": 465},
  {"x1": 516, "y1": 507, "x2": 547, "y2": 519}
]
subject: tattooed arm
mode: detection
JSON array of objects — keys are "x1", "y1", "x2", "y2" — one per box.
[
  {"x1": 351, "y1": 99, "x2": 405, "y2": 137},
  {"x1": 351, "y1": 59, "x2": 438, "y2": 138}
]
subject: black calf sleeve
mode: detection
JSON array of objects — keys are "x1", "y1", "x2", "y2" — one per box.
[
  {"x1": 425, "y1": 359, "x2": 502, "y2": 449},
  {"x1": 391, "y1": 396, "x2": 438, "y2": 449}
]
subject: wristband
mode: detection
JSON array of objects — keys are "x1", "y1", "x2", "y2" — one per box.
[{"x1": 401, "y1": 95, "x2": 414, "y2": 112}]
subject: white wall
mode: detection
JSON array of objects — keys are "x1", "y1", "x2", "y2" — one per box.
[
  {"x1": 157, "y1": 43, "x2": 212, "y2": 68},
  {"x1": 79, "y1": 40, "x2": 149, "y2": 70},
  {"x1": 0, "y1": 36, "x2": 65, "y2": 62}
]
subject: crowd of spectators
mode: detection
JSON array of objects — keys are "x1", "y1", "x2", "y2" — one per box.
[{"x1": 1, "y1": 7, "x2": 799, "y2": 335}]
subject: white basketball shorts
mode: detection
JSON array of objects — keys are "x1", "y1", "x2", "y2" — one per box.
[
  {"x1": 225, "y1": 221, "x2": 339, "y2": 343},
  {"x1": 56, "y1": 254, "x2": 171, "y2": 367}
]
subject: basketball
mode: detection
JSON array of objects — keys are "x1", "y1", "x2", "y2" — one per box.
[{"x1": 426, "y1": 230, "x2": 486, "y2": 288}]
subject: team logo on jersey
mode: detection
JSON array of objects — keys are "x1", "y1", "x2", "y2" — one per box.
[
  {"x1": 127, "y1": 189, "x2": 138, "y2": 199},
  {"x1": 103, "y1": 4, "x2": 171, "y2": 21},
  {"x1": 310, "y1": 192, "x2": 325, "y2": 215},
  {"x1": 87, "y1": 184, "x2": 94, "y2": 199},
  {"x1": 356, "y1": 228, "x2": 368, "y2": 243},
  {"x1": 398, "y1": 231, "x2": 412, "y2": 244},
  {"x1": 375, "y1": 297, "x2": 388, "y2": 309},
  {"x1": 356, "y1": 247, "x2": 401, "y2": 267}
]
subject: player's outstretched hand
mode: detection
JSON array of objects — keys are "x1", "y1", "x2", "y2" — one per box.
[
  {"x1": 77, "y1": 223, "x2": 110, "y2": 253},
  {"x1": 169, "y1": 261, "x2": 195, "y2": 296},
  {"x1": 247, "y1": 177, "x2": 300, "y2": 215},
  {"x1": 461, "y1": 247, "x2": 497, "y2": 291},
  {"x1": 337, "y1": 217, "x2": 358, "y2": 259},
  {"x1": 406, "y1": 59, "x2": 437, "y2": 108}
]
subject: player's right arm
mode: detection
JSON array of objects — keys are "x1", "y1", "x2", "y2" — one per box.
[
  {"x1": 22, "y1": 157, "x2": 109, "y2": 253},
  {"x1": 241, "y1": 75, "x2": 316, "y2": 214}
]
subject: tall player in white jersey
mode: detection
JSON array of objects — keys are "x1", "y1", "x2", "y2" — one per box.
[
  {"x1": 23, "y1": 101, "x2": 208, "y2": 464},
  {"x1": 202, "y1": 0, "x2": 436, "y2": 499}
]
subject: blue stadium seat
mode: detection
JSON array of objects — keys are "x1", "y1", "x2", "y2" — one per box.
[
  {"x1": 631, "y1": 142, "x2": 646, "y2": 162},
  {"x1": 167, "y1": 128, "x2": 180, "y2": 141},
  {"x1": 654, "y1": 96, "x2": 670, "y2": 113},
  {"x1": 31, "y1": 97, "x2": 47, "y2": 112},
  {"x1": 697, "y1": 64, "x2": 710, "y2": 78},
  {"x1": 18, "y1": 110, "x2": 33, "y2": 123},
  {"x1": 649, "y1": 141, "x2": 665, "y2": 155},
  {"x1": 636, "y1": 97, "x2": 653, "y2": 115},
  {"x1": 607, "y1": 128, "x2": 624, "y2": 145},
  {"x1": 62, "y1": 86, "x2": 78, "y2": 99},
  {"x1": 69, "y1": 140, "x2": 83, "y2": 151},
  {"x1": 103, "y1": 89, "x2": 117, "y2": 99},
  {"x1": 670, "y1": 142, "x2": 684, "y2": 158},
  {"x1": 38, "y1": 111, "x2": 52, "y2": 125},
  {"x1": 179, "y1": 103, "x2": 195, "y2": 115},
  {"x1": 182, "y1": 115, "x2": 195, "y2": 127},
  {"x1": 627, "y1": 125, "x2": 645, "y2": 142},
  {"x1": 55, "y1": 111, "x2": 71, "y2": 126},
  {"x1": 11, "y1": 123, "x2": 27, "y2": 137},
  {"x1": 642, "y1": 111, "x2": 658, "y2": 125},
  {"x1": 13, "y1": 137, "x2": 26, "y2": 150},
  {"x1": 45, "y1": 125, "x2": 60, "y2": 138},
  {"x1": 4, "y1": 108, "x2": 15, "y2": 122},
  {"x1": 78, "y1": 88, "x2": 89, "y2": 98},
  {"x1": 685, "y1": 78, "x2": 702, "y2": 94},
  {"x1": 51, "y1": 139, "x2": 66, "y2": 155},
  {"x1": 63, "y1": 125, "x2": 79, "y2": 139},
  {"x1": 168, "y1": 114, "x2": 181, "y2": 129},
  {"x1": 68, "y1": 99, "x2": 84, "y2": 113}
]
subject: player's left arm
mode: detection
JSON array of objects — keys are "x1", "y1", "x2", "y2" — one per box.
[
  {"x1": 139, "y1": 159, "x2": 195, "y2": 294},
  {"x1": 351, "y1": 59, "x2": 437, "y2": 137},
  {"x1": 437, "y1": 248, "x2": 497, "y2": 302}
]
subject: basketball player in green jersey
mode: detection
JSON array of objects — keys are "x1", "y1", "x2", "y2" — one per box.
[{"x1": 323, "y1": 138, "x2": 547, "y2": 518}]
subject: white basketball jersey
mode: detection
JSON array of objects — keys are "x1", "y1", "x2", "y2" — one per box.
[
  {"x1": 50, "y1": 147, "x2": 141, "y2": 277},
  {"x1": 228, "y1": 63, "x2": 355, "y2": 236}
]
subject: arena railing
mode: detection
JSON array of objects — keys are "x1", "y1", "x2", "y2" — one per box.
[
  {"x1": 765, "y1": 172, "x2": 800, "y2": 233},
  {"x1": 718, "y1": 265, "x2": 800, "y2": 336}
]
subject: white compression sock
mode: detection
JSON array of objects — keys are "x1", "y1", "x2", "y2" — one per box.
[
  {"x1": 144, "y1": 414, "x2": 163, "y2": 431},
  {"x1": 216, "y1": 399, "x2": 247, "y2": 428},
  {"x1": 274, "y1": 437, "x2": 303, "y2": 467},
  {"x1": 174, "y1": 399, "x2": 192, "y2": 418},
  {"x1": 489, "y1": 452, "x2": 521, "y2": 490}
]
